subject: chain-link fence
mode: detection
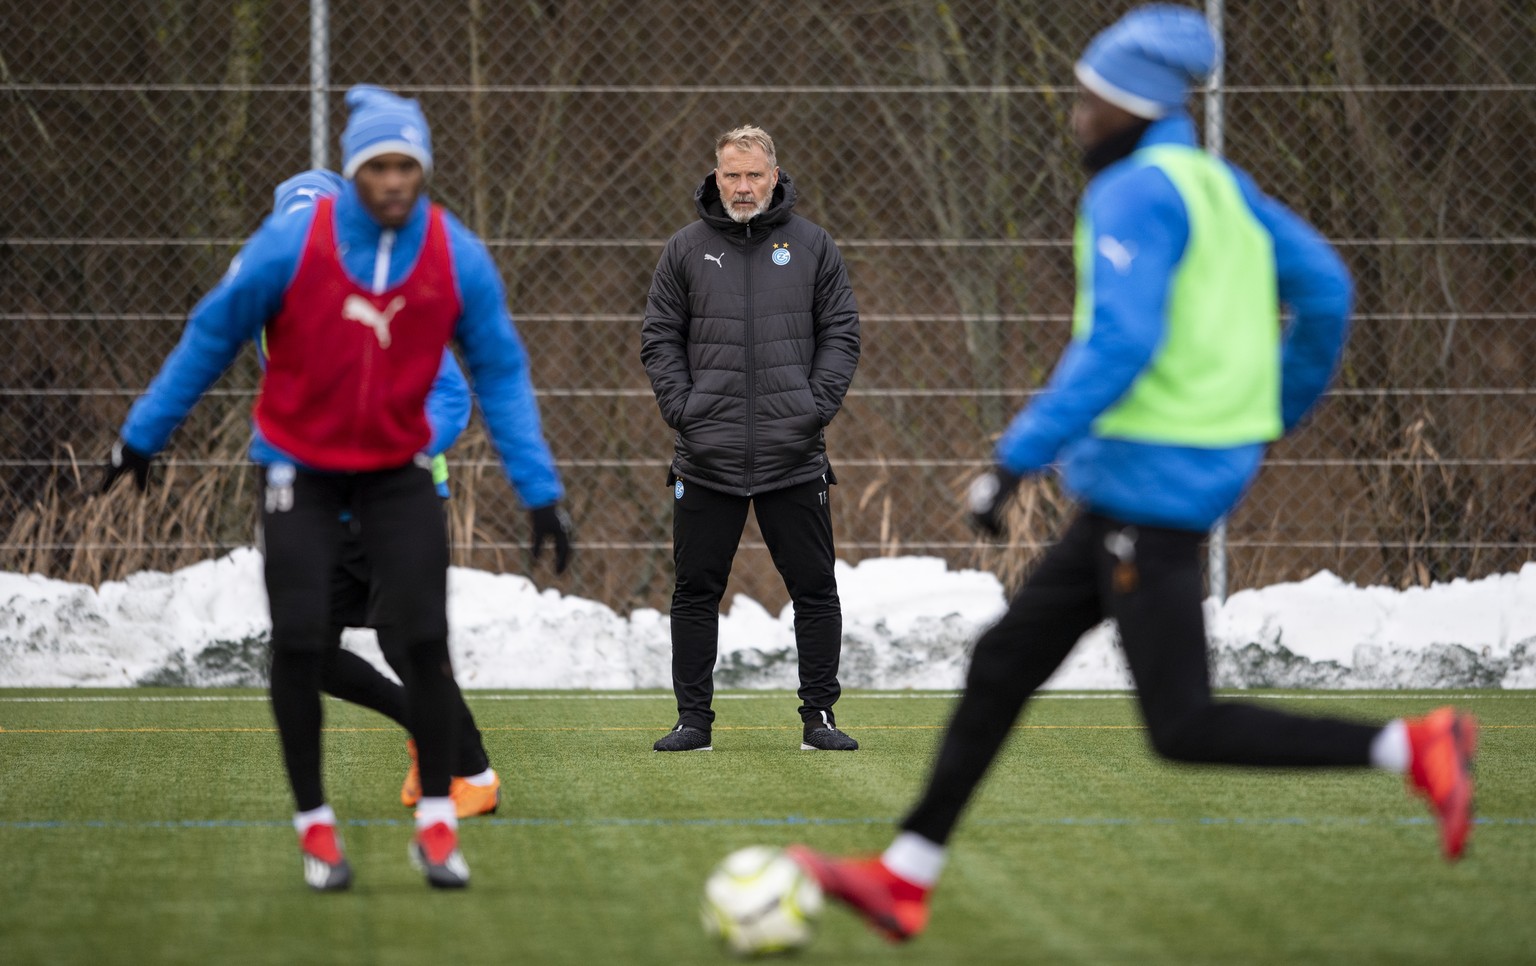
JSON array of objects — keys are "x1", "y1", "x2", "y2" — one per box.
[{"x1": 5, "y1": 1, "x2": 1534, "y2": 615}]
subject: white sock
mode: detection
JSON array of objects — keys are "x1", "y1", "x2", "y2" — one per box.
[
  {"x1": 881, "y1": 831, "x2": 946, "y2": 888},
  {"x1": 461, "y1": 767, "x2": 497, "y2": 787},
  {"x1": 415, "y1": 797, "x2": 458, "y2": 830},
  {"x1": 1370, "y1": 719, "x2": 1410, "y2": 773},
  {"x1": 293, "y1": 804, "x2": 336, "y2": 835}
]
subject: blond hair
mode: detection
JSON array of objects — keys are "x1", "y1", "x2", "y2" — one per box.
[{"x1": 715, "y1": 125, "x2": 777, "y2": 168}]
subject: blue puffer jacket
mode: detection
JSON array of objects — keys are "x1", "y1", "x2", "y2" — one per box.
[
  {"x1": 120, "y1": 181, "x2": 563, "y2": 509},
  {"x1": 995, "y1": 113, "x2": 1352, "y2": 531}
]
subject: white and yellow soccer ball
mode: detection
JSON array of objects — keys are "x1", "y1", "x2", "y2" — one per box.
[{"x1": 700, "y1": 845, "x2": 824, "y2": 956}]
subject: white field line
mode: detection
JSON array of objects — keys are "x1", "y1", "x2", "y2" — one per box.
[{"x1": 0, "y1": 691, "x2": 1529, "y2": 704}]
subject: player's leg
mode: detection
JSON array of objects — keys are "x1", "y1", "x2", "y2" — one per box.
[
  {"x1": 901, "y1": 511, "x2": 1104, "y2": 844},
  {"x1": 321, "y1": 645, "x2": 409, "y2": 725},
  {"x1": 657, "y1": 475, "x2": 749, "y2": 750},
  {"x1": 1106, "y1": 519, "x2": 1378, "y2": 765},
  {"x1": 793, "y1": 512, "x2": 1105, "y2": 940},
  {"x1": 261, "y1": 466, "x2": 352, "y2": 890},
  {"x1": 319, "y1": 524, "x2": 411, "y2": 723},
  {"x1": 369, "y1": 661, "x2": 494, "y2": 815},
  {"x1": 442, "y1": 695, "x2": 500, "y2": 818},
  {"x1": 1106, "y1": 518, "x2": 1477, "y2": 859},
  {"x1": 358, "y1": 464, "x2": 455, "y2": 795},
  {"x1": 357, "y1": 461, "x2": 468, "y2": 887},
  {"x1": 322, "y1": 520, "x2": 493, "y2": 812},
  {"x1": 428, "y1": 494, "x2": 494, "y2": 780},
  {"x1": 754, "y1": 473, "x2": 851, "y2": 749},
  {"x1": 316, "y1": 523, "x2": 436, "y2": 808},
  {"x1": 454, "y1": 700, "x2": 491, "y2": 776}
]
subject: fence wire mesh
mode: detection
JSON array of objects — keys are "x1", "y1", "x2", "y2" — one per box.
[{"x1": 4, "y1": 0, "x2": 1534, "y2": 613}]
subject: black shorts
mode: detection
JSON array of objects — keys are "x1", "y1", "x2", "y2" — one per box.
[{"x1": 261, "y1": 461, "x2": 449, "y2": 653}]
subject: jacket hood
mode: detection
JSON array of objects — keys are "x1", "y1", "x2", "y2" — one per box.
[{"x1": 693, "y1": 169, "x2": 798, "y2": 236}]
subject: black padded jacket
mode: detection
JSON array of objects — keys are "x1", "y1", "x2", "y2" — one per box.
[{"x1": 640, "y1": 171, "x2": 860, "y2": 496}]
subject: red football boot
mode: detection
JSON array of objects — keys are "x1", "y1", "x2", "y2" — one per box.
[
  {"x1": 1405, "y1": 707, "x2": 1479, "y2": 861},
  {"x1": 298, "y1": 822, "x2": 352, "y2": 891},
  {"x1": 410, "y1": 821, "x2": 470, "y2": 889},
  {"x1": 787, "y1": 845, "x2": 930, "y2": 942}
]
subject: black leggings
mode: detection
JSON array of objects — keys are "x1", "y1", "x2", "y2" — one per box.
[
  {"x1": 264, "y1": 462, "x2": 462, "y2": 811},
  {"x1": 321, "y1": 526, "x2": 490, "y2": 776},
  {"x1": 902, "y1": 512, "x2": 1381, "y2": 845}
]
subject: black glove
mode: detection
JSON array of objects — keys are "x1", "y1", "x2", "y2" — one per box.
[
  {"x1": 102, "y1": 440, "x2": 153, "y2": 493},
  {"x1": 965, "y1": 467, "x2": 1022, "y2": 538},
  {"x1": 529, "y1": 503, "x2": 573, "y2": 574}
]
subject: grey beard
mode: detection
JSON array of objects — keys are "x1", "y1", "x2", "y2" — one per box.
[{"x1": 725, "y1": 195, "x2": 769, "y2": 224}]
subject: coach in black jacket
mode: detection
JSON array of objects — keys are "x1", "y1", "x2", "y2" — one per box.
[{"x1": 641, "y1": 125, "x2": 861, "y2": 753}]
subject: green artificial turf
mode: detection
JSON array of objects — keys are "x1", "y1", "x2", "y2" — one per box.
[{"x1": 1, "y1": 689, "x2": 1532, "y2": 965}]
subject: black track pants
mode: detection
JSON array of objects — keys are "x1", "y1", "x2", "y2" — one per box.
[
  {"x1": 670, "y1": 474, "x2": 842, "y2": 728},
  {"x1": 263, "y1": 461, "x2": 464, "y2": 810},
  {"x1": 902, "y1": 511, "x2": 1381, "y2": 845},
  {"x1": 323, "y1": 531, "x2": 489, "y2": 776}
]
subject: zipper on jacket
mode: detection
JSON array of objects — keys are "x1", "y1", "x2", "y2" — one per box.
[
  {"x1": 742, "y1": 222, "x2": 755, "y2": 495},
  {"x1": 371, "y1": 229, "x2": 395, "y2": 294}
]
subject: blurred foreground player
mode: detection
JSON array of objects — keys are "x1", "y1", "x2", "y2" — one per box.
[
  {"x1": 789, "y1": 5, "x2": 1476, "y2": 942},
  {"x1": 268, "y1": 169, "x2": 503, "y2": 823},
  {"x1": 105, "y1": 86, "x2": 573, "y2": 890}
]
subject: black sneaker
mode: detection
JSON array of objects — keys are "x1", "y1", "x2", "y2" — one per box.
[
  {"x1": 802, "y1": 713, "x2": 859, "y2": 751},
  {"x1": 653, "y1": 724, "x2": 712, "y2": 752}
]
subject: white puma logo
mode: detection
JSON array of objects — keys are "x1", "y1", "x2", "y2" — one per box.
[
  {"x1": 282, "y1": 187, "x2": 320, "y2": 214},
  {"x1": 341, "y1": 294, "x2": 406, "y2": 348},
  {"x1": 1096, "y1": 235, "x2": 1137, "y2": 275},
  {"x1": 704, "y1": 252, "x2": 724, "y2": 268}
]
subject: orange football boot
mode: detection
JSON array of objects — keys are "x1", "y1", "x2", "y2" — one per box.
[
  {"x1": 1405, "y1": 707, "x2": 1479, "y2": 861},
  {"x1": 450, "y1": 771, "x2": 502, "y2": 819},
  {"x1": 400, "y1": 738, "x2": 421, "y2": 808}
]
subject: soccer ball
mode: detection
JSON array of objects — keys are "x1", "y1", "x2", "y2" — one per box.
[{"x1": 700, "y1": 845, "x2": 824, "y2": 956}]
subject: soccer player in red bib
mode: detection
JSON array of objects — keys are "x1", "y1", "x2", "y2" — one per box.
[
  {"x1": 106, "y1": 86, "x2": 573, "y2": 891},
  {"x1": 266, "y1": 168, "x2": 503, "y2": 824}
]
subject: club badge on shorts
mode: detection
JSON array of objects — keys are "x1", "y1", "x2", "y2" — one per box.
[
  {"x1": 771, "y1": 242, "x2": 791, "y2": 265},
  {"x1": 674, "y1": 479, "x2": 685, "y2": 500},
  {"x1": 265, "y1": 462, "x2": 296, "y2": 513}
]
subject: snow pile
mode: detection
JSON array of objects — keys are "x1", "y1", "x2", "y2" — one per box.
[{"x1": 2, "y1": 550, "x2": 1533, "y2": 689}]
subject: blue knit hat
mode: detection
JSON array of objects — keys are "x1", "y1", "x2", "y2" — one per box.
[
  {"x1": 1075, "y1": 4, "x2": 1219, "y2": 119},
  {"x1": 272, "y1": 168, "x2": 344, "y2": 215},
  {"x1": 341, "y1": 85, "x2": 433, "y2": 178}
]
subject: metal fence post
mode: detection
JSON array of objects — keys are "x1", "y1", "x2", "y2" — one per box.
[
  {"x1": 310, "y1": 0, "x2": 329, "y2": 169},
  {"x1": 1205, "y1": 0, "x2": 1229, "y2": 604}
]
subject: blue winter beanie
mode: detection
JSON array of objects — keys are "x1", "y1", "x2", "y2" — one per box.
[
  {"x1": 1075, "y1": 5, "x2": 1219, "y2": 119},
  {"x1": 340, "y1": 85, "x2": 433, "y2": 178},
  {"x1": 272, "y1": 168, "x2": 344, "y2": 215}
]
